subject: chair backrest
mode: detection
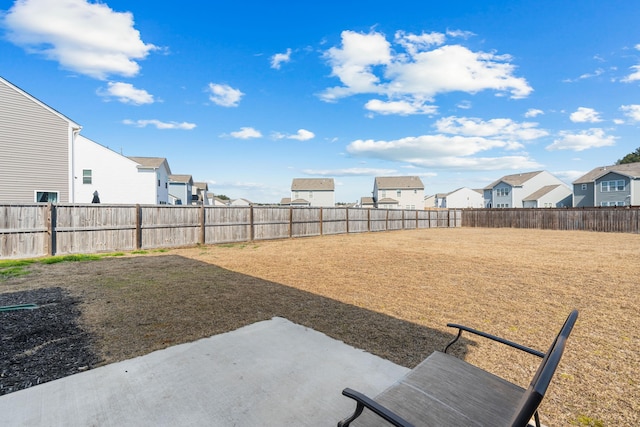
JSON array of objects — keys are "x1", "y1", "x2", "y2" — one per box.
[{"x1": 509, "y1": 310, "x2": 579, "y2": 427}]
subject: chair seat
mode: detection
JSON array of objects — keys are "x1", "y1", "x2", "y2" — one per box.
[{"x1": 351, "y1": 351, "x2": 526, "y2": 427}]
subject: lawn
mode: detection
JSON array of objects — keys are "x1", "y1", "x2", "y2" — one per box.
[{"x1": 1, "y1": 227, "x2": 638, "y2": 426}]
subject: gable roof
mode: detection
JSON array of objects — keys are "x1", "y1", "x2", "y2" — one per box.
[
  {"x1": 377, "y1": 197, "x2": 399, "y2": 204},
  {"x1": 128, "y1": 157, "x2": 172, "y2": 174},
  {"x1": 0, "y1": 76, "x2": 81, "y2": 130},
  {"x1": 291, "y1": 178, "x2": 335, "y2": 191},
  {"x1": 375, "y1": 176, "x2": 424, "y2": 189},
  {"x1": 360, "y1": 197, "x2": 375, "y2": 205},
  {"x1": 573, "y1": 162, "x2": 640, "y2": 184},
  {"x1": 193, "y1": 182, "x2": 208, "y2": 191},
  {"x1": 523, "y1": 185, "x2": 562, "y2": 201},
  {"x1": 169, "y1": 174, "x2": 193, "y2": 184},
  {"x1": 484, "y1": 171, "x2": 543, "y2": 189}
]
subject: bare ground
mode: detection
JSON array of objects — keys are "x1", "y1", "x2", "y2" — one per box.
[{"x1": 1, "y1": 227, "x2": 638, "y2": 426}]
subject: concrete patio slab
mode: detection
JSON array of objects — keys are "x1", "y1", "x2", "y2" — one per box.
[{"x1": 0, "y1": 317, "x2": 409, "y2": 426}]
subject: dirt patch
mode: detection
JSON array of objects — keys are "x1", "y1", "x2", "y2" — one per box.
[{"x1": 1, "y1": 228, "x2": 638, "y2": 426}]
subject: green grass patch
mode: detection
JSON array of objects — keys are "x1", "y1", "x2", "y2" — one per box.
[
  {"x1": 40, "y1": 254, "x2": 103, "y2": 264},
  {"x1": 0, "y1": 259, "x2": 37, "y2": 280},
  {"x1": 131, "y1": 250, "x2": 149, "y2": 255}
]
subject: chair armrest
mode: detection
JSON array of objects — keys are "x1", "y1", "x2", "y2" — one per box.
[
  {"x1": 338, "y1": 388, "x2": 415, "y2": 427},
  {"x1": 444, "y1": 323, "x2": 545, "y2": 358}
]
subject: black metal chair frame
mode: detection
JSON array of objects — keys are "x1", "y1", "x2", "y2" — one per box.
[{"x1": 338, "y1": 310, "x2": 578, "y2": 427}]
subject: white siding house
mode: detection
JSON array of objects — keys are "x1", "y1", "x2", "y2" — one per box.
[
  {"x1": 522, "y1": 185, "x2": 573, "y2": 208},
  {"x1": 373, "y1": 176, "x2": 425, "y2": 209},
  {"x1": 291, "y1": 178, "x2": 335, "y2": 207},
  {"x1": 74, "y1": 136, "x2": 171, "y2": 204},
  {"x1": 0, "y1": 76, "x2": 81, "y2": 203},
  {"x1": 442, "y1": 187, "x2": 484, "y2": 208}
]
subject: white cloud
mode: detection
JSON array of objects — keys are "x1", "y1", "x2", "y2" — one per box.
[
  {"x1": 346, "y1": 134, "x2": 540, "y2": 170},
  {"x1": 288, "y1": 129, "x2": 315, "y2": 141},
  {"x1": 207, "y1": 83, "x2": 244, "y2": 107},
  {"x1": 270, "y1": 48, "x2": 292, "y2": 69},
  {"x1": 570, "y1": 107, "x2": 602, "y2": 123},
  {"x1": 230, "y1": 127, "x2": 262, "y2": 139},
  {"x1": 301, "y1": 168, "x2": 397, "y2": 176},
  {"x1": 622, "y1": 45, "x2": 640, "y2": 82},
  {"x1": 2, "y1": 0, "x2": 156, "y2": 79},
  {"x1": 98, "y1": 82, "x2": 153, "y2": 105},
  {"x1": 435, "y1": 116, "x2": 548, "y2": 141},
  {"x1": 273, "y1": 129, "x2": 315, "y2": 141},
  {"x1": 122, "y1": 119, "x2": 196, "y2": 130},
  {"x1": 320, "y1": 29, "x2": 532, "y2": 112},
  {"x1": 620, "y1": 104, "x2": 640, "y2": 122},
  {"x1": 546, "y1": 128, "x2": 617, "y2": 151},
  {"x1": 364, "y1": 99, "x2": 438, "y2": 115},
  {"x1": 524, "y1": 108, "x2": 544, "y2": 118}
]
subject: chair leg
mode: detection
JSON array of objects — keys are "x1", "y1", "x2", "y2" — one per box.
[{"x1": 337, "y1": 402, "x2": 364, "y2": 427}]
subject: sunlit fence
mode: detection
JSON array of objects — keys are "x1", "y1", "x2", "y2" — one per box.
[{"x1": 0, "y1": 204, "x2": 461, "y2": 259}]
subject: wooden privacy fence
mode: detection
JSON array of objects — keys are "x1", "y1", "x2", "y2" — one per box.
[
  {"x1": 0, "y1": 204, "x2": 461, "y2": 259},
  {"x1": 462, "y1": 207, "x2": 640, "y2": 233}
]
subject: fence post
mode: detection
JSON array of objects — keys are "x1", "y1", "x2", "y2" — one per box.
[
  {"x1": 385, "y1": 209, "x2": 389, "y2": 231},
  {"x1": 199, "y1": 204, "x2": 206, "y2": 245},
  {"x1": 319, "y1": 207, "x2": 323, "y2": 236},
  {"x1": 135, "y1": 204, "x2": 142, "y2": 249},
  {"x1": 367, "y1": 208, "x2": 371, "y2": 232},
  {"x1": 47, "y1": 203, "x2": 56, "y2": 256},
  {"x1": 346, "y1": 207, "x2": 349, "y2": 233},
  {"x1": 249, "y1": 206, "x2": 255, "y2": 242},
  {"x1": 289, "y1": 207, "x2": 293, "y2": 238}
]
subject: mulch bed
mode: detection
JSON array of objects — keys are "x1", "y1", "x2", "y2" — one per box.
[{"x1": 0, "y1": 288, "x2": 99, "y2": 395}]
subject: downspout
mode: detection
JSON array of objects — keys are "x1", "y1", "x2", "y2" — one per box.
[{"x1": 69, "y1": 126, "x2": 82, "y2": 203}]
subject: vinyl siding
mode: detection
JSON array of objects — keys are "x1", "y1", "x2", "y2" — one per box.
[{"x1": 0, "y1": 80, "x2": 74, "y2": 203}]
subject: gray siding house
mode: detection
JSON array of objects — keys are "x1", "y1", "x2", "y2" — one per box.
[
  {"x1": 168, "y1": 174, "x2": 193, "y2": 205},
  {"x1": 483, "y1": 171, "x2": 570, "y2": 208},
  {"x1": 573, "y1": 163, "x2": 640, "y2": 207},
  {"x1": 0, "y1": 76, "x2": 81, "y2": 203}
]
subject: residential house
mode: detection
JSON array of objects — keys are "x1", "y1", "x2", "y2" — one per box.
[
  {"x1": 483, "y1": 171, "x2": 570, "y2": 208},
  {"x1": 168, "y1": 174, "x2": 193, "y2": 205},
  {"x1": 75, "y1": 137, "x2": 171, "y2": 204},
  {"x1": 522, "y1": 185, "x2": 572, "y2": 208},
  {"x1": 434, "y1": 193, "x2": 448, "y2": 208},
  {"x1": 573, "y1": 162, "x2": 640, "y2": 207},
  {"x1": 192, "y1": 182, "x2": 210, "y2": 205},
  {"x1": 0, "y1": 76, "x2": 81, "y2": 203},
  {"x1": 372, "y1": 176, "x2": 425, "y2": 210},
  {"x1": 441, "y1": 187, "x2": 484, "y2": 208},
  {"x1": 423, "y1": 194, "x2": 437, "y2": 209},
  {"x1": 280, "y1": 197, "x2": 291, "y2": 206},
  {"x1": 360, "y1": 197, "x2": 375, "y2": 209},
  {"x1": 230, "y1": 198, "x2": 252, "y2": 206},
  {"x1": 291, "y1": 178, "x2": 335, "y2": 207}
]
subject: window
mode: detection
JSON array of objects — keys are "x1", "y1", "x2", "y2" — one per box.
[
  {"x1": 294, "y1": 191, "x2": 299, "y2": 198},
  {"x1": 601, "y1": 180, "x2": 625, "y2": 192},
  {"x1": 308, "y1": 191, "x2": 313, "y2": 199},
  {"x1": 158, "y1": 179, "x2": 161, "y2": 187},
  {"x1": 496, "y1": 188, "x2": 510, "y2": 197},
  {"x1": 36, "y1": 191, "x2": 59, "y2": 203},
  {"x1": 82, "y1": 169, "x2": 92, "y2": 184},
  {"x1": 600, "y1": 201, "x2": 625, "y2": 207},
  {"x1": 381, "y1": 190, "x2": 386, "y2": 198},
  {"x1": 581, "y1": 183, "x2": 587, "y2": 190},
  {"x1": 397, "y1": 190, "x2": 402, "y2": 197}
]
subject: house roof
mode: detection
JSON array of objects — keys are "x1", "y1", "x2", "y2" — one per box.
[
  {"x1": 128, "y1": 157, "x2": 172, "y2": 174},
  {"x1": 377, "y1": 198, "x2": 399, "y2": 204},
  {"x1": 484, "y1": 171, "x2": 543, "y2": 189},
  {"x1": 360, "y1": 197, "x2": 375, "y2": 205},
  {"x1": 193, "y1": 182, "x2": 208, "y2": 191},
  {"x1": 573, "y1": 162, "x2": 640, "y2": 184},
  {"x1": 375, "y1": 176, "x2": 424, "y2": 189},
  {"x1": 291, "y1": 178, "x2": 335, "y2": 191},
  {"x1": 169, "y1": 174, "x2": 193, "y2": 184},
  {"x1": 290, "y1": 198, "x2": 310, "y2": 205},
  {"x1": 523, "y1": 185, "x2": 562, "y2": 201},
  {"x1": 280, "y1": 198, "x2": 291, "y2": 205}
]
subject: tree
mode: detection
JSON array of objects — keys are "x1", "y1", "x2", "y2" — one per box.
[
  {"x1": 215, "y1": 194, "x2": 230, "y2": 200},
  {"x1": 617, "y1": 147, "x2": 640, "y2": 164}
]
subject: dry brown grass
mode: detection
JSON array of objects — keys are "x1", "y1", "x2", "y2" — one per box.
[{"x1": 2, "y1": 227, "x2": 638, "y2": 426}]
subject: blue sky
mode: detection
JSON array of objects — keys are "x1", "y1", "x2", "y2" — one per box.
[{"x1": 2, "y1": 0, "x2": 640, "y2": 203}]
